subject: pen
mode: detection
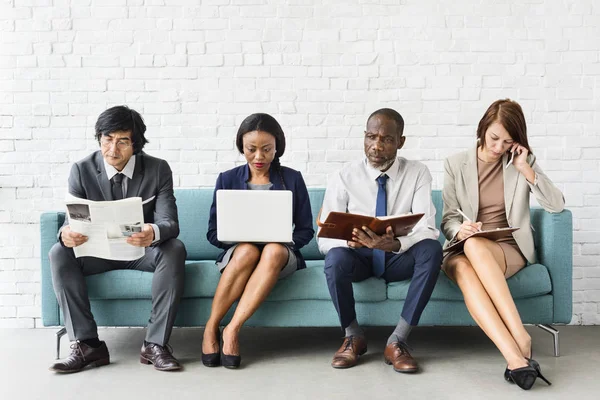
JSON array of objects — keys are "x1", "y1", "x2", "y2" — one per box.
[{"x1": 456, "y1": 209, "x2": 472, "y2": 222}]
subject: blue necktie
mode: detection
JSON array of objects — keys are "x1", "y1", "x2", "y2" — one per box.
[{"x1": 372, "y1": 174, "x2": 388, "y2": 277}]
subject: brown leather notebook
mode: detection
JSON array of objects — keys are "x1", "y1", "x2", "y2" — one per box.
[
  {"x1": 444, "y1": 227, "x2": 520, "y2": 253},
  {"x1": 316, "y1": 211, "x2": 425, "y2": 241}
]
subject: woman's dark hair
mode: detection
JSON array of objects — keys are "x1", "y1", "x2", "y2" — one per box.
[
  {"x1": 477, "y1": 99, "x2": 532, "y2": 153},
  {"x1": 95, "y1": 105, "x2": 148, "y2": 154},
  {"x1": 236, "y1": 113, "x2": 287, "y2": 189}
]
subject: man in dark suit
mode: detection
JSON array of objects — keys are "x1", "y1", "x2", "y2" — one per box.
[{"x1": 48, "y1": 106, "x2": 186, "y2": 373}]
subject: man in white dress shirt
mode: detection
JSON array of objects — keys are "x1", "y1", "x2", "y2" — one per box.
[{"x1": 318, "y1": 108, "x2": 443, "y2": 372}]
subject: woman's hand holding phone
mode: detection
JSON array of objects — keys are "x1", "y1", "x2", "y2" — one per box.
[
  {"x1": 509, "y1": 143, "x2": 527, "y2": 169},
  {"x1": 508, "y1": 143, "x2": 536, "y2": 183}
]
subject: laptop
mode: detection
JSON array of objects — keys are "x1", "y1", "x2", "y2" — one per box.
[{"x1": 216, "y1": 190, "x2": 293, "y2": 243}]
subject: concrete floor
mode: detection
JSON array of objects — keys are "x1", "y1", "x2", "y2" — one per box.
[{"x1": 0, "y1": 325, "x2": 598, "y2": 400}]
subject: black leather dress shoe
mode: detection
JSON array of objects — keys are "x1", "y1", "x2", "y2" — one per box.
[
  {"x1": 140, "y1": 342, "x2": 182, "y2": 371},
  {"x1": 49, "y1": 341, "x2": 110, "y2": 373}
]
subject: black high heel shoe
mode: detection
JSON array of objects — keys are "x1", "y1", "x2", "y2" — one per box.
[
  {"x1": 526, "y1": 358, "x2": 552, "y2": 385},
  {"x1": 525, "y1": 344, "x2": 552, "y2": 385},
  {"x1": 221, "y1": 352, "x2": 241, "y2": 369},
  {"x1": 201, "y1": 329, "x2": 221, "y2": 367},
  {"x1": 221, "y1": 333, "x2": 241, "y2": 369},
  {"x1": 505, "y1": 365, "x2": 539, "y2": 390}
]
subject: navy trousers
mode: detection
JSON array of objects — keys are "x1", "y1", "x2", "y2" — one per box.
[{"x1": 324, "y1": 239, "x2": 443, "y2": 329}]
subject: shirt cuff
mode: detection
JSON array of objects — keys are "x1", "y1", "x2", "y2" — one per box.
[
  {"x1": 527, "y1": 172, "x2": 539, "y2": 188},
  {"x1": 394, "y1": 237, "x2": 410, "y2": 254},
  {"x1": 151, "y1": 224, "x2": 160, "y2": 244}
]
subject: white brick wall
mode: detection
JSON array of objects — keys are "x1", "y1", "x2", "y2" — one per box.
[{"x1": 1, "y1": 0, "x2": 599, "y2": 326}]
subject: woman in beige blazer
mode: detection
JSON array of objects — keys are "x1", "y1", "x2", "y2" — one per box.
[{"x1": 441, "y1": 99, "x2": 564, "y2": 390}]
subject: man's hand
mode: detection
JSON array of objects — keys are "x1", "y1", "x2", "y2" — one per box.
[
  {"x1": 61, "y1": 226, "x2": 88, "y2": 248},
  {"x1": 351, "y1": 226, "x2": 400, "y2": 252},
  {"x1": 126, "y1": 224, "x2": 155, "y2": 248},
  {"x1": 347, "y1": 240, "x2": 363, "y2": 249}
]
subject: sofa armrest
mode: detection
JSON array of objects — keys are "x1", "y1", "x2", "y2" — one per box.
[
  {"x1": 530, "y1": 207, "x2": 573, "y2": 324},
  {"x1": 40, "y1": 212, "x2": 65, "y2": 326}
]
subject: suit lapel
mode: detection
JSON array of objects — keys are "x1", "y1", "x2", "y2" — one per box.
[
  {"x1": 126, "y1": 154, "x2": 144, "y2": 197},
  {"x1": 460, "y1": 146, "x2": 479, "y2": 219},
  {"x1": 94, "y1": 153, "x2": 113, "y2": 201},
  {"x1": 270, "y1": 166, "x2": 284, "y2": 190},
  {"x1": 503, "y1": 152, "x2": 518, "y2": 219}
]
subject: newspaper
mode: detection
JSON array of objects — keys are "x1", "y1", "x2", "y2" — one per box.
[{"x1": 65, "y1": 196, "x2": 145, "y2": 260}]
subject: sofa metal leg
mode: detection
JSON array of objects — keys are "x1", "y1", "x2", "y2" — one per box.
[
  {"x1": 55, "y1": 327, "x2": 67, "y2": 359},
  {"x1": 536, "y1": 324, "x2": 560, "y2": 357}
]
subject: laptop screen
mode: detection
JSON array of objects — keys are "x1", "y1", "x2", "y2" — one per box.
[{"x1": 216, "y1": 190, "x2": 293, "y2": 243}]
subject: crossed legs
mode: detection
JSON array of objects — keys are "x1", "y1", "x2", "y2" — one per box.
[
  {"x1": 444, "y1": 237, "x2": 531, "y2": 369},
  {"x1": 202, "y1": 243, "x2": 288, "y2": 357}
]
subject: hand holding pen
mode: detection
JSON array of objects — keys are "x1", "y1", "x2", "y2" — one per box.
[{"x1": 456, "y1": 209, "x2": 483, "y2": 241}]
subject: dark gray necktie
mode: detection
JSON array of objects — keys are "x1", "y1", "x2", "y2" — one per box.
[{"x1": 111, "y1": 173, "x2": 124, "y2": 200}]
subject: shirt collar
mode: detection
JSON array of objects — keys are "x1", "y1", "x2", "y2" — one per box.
[
  {"x1": 364, "y1": 157, "x2": 400, "y2": 182},
  {"x1": 104, "y1": 155, "x2": 136, "y2": 181}
]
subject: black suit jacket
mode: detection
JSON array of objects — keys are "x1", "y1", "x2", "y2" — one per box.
[{"x1": 61, "y1": 151, "x2": 179, "y2": 244}]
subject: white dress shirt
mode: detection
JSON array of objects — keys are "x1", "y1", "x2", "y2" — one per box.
[
  {"x1": 317, "y1": 157, "x2": 439, "y2": 255},
  {"x1": 104, "y1": 156, "x2": 160, "y2": 243}
]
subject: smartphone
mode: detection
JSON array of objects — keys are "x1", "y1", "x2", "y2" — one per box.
[{"x1": 505, "y1": 148, "x2": 515, "y2": 169}]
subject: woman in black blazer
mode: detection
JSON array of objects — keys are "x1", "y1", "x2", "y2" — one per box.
[{"x1": 202, "y1": 113, "x2": 314, "y2": 369}]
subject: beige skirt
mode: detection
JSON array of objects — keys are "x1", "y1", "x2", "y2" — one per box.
[
  {"x1": 443, "y1": 241, "x2": 527, "y2": 279},
  {"x1": 498, "y1": 242, "x2": 527, "y2": 278}
]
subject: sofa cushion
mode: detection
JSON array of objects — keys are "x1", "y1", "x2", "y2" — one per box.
[
  {"x1": 86, "y1": 262, "x2": 551, "y2": 302},
  {"x1": 431, "y1": 190, "x2": 445, "y2": 246},
  {"x1": 300, "y1": 188, "x2": 326, "y2": 260},
  {"x1": 267, "y1": 261, "x2": 386, "y2": 302},
  {"x1": 86, "y1": 261, "x2": 217, "y2": 300},
  {"x1": 87, "y1": 261, "x2": 387, "y2": 302},
  {"x1": 387, "y1": 263, "x2": 552, "y2": 301},
  {"x1": 175, "y1": 189, "x2": 223, "y2": 261}
]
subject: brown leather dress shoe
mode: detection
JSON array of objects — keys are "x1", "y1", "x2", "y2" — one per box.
[
  {"x1": 49, "y1": 341, "x2": 110, "y2": 373},
  {"x1": 140, "y1": 342, "x2": 182, "y2": 371},
  {"x1": 384, "y1": 342, "x2": 419, "y2": 373},
  {"x1": 331, "y1": 336, "x2": 367, "y2": 369}
]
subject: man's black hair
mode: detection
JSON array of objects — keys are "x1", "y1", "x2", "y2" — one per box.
[{"x1": 95, "y1": 105, "x2": 148, "y2": 154}]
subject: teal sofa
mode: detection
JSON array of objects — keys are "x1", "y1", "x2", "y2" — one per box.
[{"x1": 40, "y1": 189, "x2": 572, "y2": 356}]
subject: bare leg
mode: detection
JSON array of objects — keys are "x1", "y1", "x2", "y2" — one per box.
[
  {"x1": 202, "y1": 244, "x2": 260, "y2": 355},
  {"x1": 445, "y1": 254, "x2": 528, "y2": 369},
  {"x1": 463, "y1": 238, "x2": 532, "y2": 358},
  {"x1": 222, "y1": 243, "x2": 288, "y2": 356}
]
